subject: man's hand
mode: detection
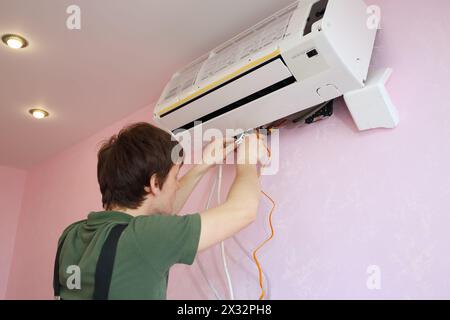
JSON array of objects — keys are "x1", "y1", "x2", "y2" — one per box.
[
  {"x1": 172, "y1": 137, "x2": 236, "y2": 214},
  {"x1": 201, "y1": 137, "x2": 236, "y2": 169},
  {"x1": 236, "y1": 133, "x2": 270, "y2": 166},
  {"x1": 173, "y1": 133, "x2": 268, "y2": 215},
  {"x1": 198, "y1": 133, "x2": 263, "y2": 252}
]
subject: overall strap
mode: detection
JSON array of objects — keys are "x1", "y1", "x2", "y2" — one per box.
[
  {"x1": 53, "y1": 223, "x2": 128, "y2": 300},
  {"x1": 93, "y1": 223, "x2": 128, "y2": 300},
  {"x1": 53, "y1": 238, "x2": 65, "y2": 299}
]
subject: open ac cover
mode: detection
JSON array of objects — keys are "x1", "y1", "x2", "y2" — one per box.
[{"x1": 153, "y1": 0, "x2": 399, "y2": 142}]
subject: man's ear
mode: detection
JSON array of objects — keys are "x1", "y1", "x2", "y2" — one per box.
[{"x1": 145, "y1": 174, "x2": 160, "y2": 195}]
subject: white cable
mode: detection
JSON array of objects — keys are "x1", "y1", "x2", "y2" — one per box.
[
  {"x1": 206, "y1": 170, "x2": 218, "y2": 210},
  {"x1": 196, "y1": 173, "x2": 223, "y2": 300},
  {"x1": 198, "y1": 165, "x2": 269, "y2": 300},
  {"x1": 231, "y1": 235, "x2": 271, "y2": 299},
  {"x1": 218, "y1": 165, "x2": 235, "y2": 300},
  {"x1": 197, "y1": 256, "x2": 222, "y2": 300},
  {"x1": 231, "y1": 132, "x2": 272, "y2": 298}
]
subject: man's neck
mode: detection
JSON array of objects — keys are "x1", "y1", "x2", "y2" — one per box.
[{"x1": 109, "y1": 205, "x2": 160, "y2": 217}]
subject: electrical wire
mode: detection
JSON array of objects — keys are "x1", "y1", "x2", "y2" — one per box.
[
  {"x1": 235, "y1": 130, "x2": 276, "y2": 300},
  {"x1": 200, "y1": 165, "x2": 272, "y2": 300},
  {"x1": 253, "y1": 132, "x2": 276, "y2": 300},
  {"x1": 217, "y1": 164, "x2": 235, "y2": 300},
  {"x1": 196, "y1": 173, "x2": 223, "y2": 300},
  {"x1": 231, "y1": 235, "x2": 271, "y2": 299},
  {"x1": 197, "y1": 134, "x2": 275, "y2": 300},
  {"x1": 252, "y1": 190, "x2": 276, "y2": 300}
]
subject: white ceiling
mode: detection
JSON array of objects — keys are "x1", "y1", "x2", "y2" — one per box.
[{"x1": 0, "y1": 0, "x2": 294, "y2": 169}]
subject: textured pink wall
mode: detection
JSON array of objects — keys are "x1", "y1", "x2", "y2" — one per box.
[
  {"x1": 169, "y1": 0, "x2": 450, "y2": 299},
  {"x1": 0, "y1": 166, "x2": 26, "y2": 299},
  {"x1": 6, "y1": 0, "x2": 450, "y2": 299}
]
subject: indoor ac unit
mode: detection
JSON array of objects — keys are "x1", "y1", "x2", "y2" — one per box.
[{"x1": 153, "y1": 0, "x2": 398, "y2": 139}]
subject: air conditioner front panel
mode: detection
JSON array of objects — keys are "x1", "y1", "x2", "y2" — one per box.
[
  {"x1": 173, "y1": 76, "x2": 331, "y2": 141},
  {"x1": 156, "y1": 56, "x2": 294, "y2": 131}
]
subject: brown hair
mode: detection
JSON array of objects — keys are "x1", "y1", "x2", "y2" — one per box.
[{"x1": 97, "y1": 122, "x2": 183, "y2": 210}]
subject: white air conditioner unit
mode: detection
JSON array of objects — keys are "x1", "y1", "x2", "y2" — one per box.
[{"x1": 153, "y1": 0, "x2": 399, "y2": 139}]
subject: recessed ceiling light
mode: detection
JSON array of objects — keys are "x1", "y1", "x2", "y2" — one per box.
[
  {"x1": 29, "y1": 108, "x2": 49, "y2": 119},
  {"x1": 2, "y1": 34, "x2": 29, "y2": 49}
]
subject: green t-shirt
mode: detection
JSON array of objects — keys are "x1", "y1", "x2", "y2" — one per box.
[{"x1": 56, "y1": 211, "x2": 201, "y2": 300}]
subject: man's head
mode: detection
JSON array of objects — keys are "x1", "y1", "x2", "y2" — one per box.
[{"x1": 97, "y1": 122, "x2": 183, "y2": 215}]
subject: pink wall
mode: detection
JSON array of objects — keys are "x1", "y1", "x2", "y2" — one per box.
[
  {"x1": 5, "y1": 0, "x2": 450, "y2": 299},
  {"x1": 0, "y1": 166, "x2": 26, "y2": 299}
]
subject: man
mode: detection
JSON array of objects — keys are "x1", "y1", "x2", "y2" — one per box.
[{"x1": 54, "y1": 122, "x2": 264, "y2": 299}]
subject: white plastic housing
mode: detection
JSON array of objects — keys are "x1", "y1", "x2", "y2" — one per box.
[
  {"x1": 344, "y1": 68, "x2": 399, "y2": 130},
  {"x1": 153, "y1": 0, "x2": 399, "y2": 139}
]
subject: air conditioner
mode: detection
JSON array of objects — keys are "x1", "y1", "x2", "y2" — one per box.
[{"x1": 153, "y1": 0, "x2": 399, "y2": 139}]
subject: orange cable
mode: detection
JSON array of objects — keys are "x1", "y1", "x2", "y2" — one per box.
[
  {"x1": 252, "y1": 190, "x2": 276, "y2": 300},
  {"x1": 252, "y1": 130, "x2": 275, "y2": 300}
]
